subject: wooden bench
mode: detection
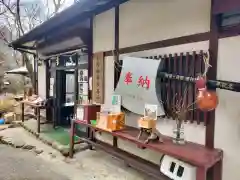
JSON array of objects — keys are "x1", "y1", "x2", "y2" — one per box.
[{"x1": 70, "y1": 121, "x2": 223, "y2": 180}]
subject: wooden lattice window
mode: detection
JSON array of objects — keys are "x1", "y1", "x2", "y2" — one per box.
[
  {"x1": 114, "y1": 51, "x2": 209, "y2": 124},
  {"x1": 144, "y1": 51, "x2": 208, "y2": 124}
]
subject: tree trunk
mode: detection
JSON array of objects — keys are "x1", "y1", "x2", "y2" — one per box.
[{"x1": 23, "y1": 53, "x2": 34, "y2": 87}]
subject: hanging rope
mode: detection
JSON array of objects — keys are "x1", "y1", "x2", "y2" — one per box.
[{"x1": 202, "y1": 51, "x2": 211, "y2": 77}]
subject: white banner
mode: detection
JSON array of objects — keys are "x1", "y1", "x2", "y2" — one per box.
[{"x1": 114, "y1": 57, "x2": 165, "y2": 116}]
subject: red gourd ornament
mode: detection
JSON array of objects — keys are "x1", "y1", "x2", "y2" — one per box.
[
  {"x1": 195, "y1": 52, "x2": 219, "y2": 111},
  {"x1": 196, "y1": 88, "x2": 218, "y2": 111}
]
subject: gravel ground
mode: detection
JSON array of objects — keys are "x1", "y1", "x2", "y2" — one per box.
[{"x1": 0, "y1": 145, "x2": 70, "y2": 180}]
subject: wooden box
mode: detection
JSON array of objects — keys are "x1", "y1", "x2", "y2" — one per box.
[
  {"x1": 75, "y1": 104, "x2": 101, "y2": 138},
  {"x1": 138, "y1": 117, "x2": 156, "y2": 129},
  {"x1": 77, "y1": 104, "x2": 101, "y2": 124},
  {"x1": 97, "y1": 112, "x2": 125, "y2": 132}
]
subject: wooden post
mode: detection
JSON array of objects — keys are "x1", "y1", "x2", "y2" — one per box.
[
  {"x1": 37, "y1": 107, "x2": 40, "y2": 134},
  {"x1": 88, "y1": 17, "x2": 93, "y2": 100},
  {"x1": 114, "y1": 5, "x2": 120, "y2": 89},
  {"x1": 21, "y1": 103, "x2": 24, "y2": 122},
  {"x1": 35, "y1": 53, "x2": 39, "y2": 95},
  {"x1": 74, "y1": 53, "x2": 79, "y2": 117},
  {"x1": 113, "y1": 6, "x2": 119, "y2": 149},
  {"x1": 69, "y1": 120, "x2": 76, "y2": 158},
  {"x1": 206, "y1": 0, "x2": 220, "y2": 149}
]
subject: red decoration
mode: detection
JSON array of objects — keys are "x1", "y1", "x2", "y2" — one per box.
[
  {"x1": 137, "y1": 76, "x2": 150, "y2": 89},
  {"x1": 195, "y1": 76, "x2": 206, "y2": 89},
  {"x1": 196, "y1": 88, "x2": 218, "y2": 111},
  {"x1": 124, "y1": 72, "x2": 133, "y2": 85}
]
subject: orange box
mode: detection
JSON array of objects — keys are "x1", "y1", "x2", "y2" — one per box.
[
  {"x1": 138, "y1": 117, "x2": 156, "y2": 129},
  {"x1": 97, "y1": 112, "x2": 125, "y2": 132},
  {"x1": 107, "y1": 112, "x2": 125, "y2": 131},
  {"x1": 96, "y1": 112, "x2": 108, "y2": 130}
]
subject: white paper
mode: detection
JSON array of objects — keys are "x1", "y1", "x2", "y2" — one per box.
[
  {"x1": 49, "y1": 88, "x2": 53, "y2": 97},
  {"x1": 111, "y1": 95, "x2": 121, "y2": 113},
  {"x1": 78, "y1": 69, "x2": 88, "y2": 82},
  {"x1": 79, "y1": 82, "x2": 88, "y2": 95},
  {"x1": 49, "y1": 78, "x2": 54, "y2": 97},
  {"x1": 77, "y1": 107, "x2": 84, "y2": 120},
  {"x1": 89, "y1": 77, "x2": 92, "y2": 91},
  {"x1": 144, "y1": 104, "x2": 158, "y2": 120},
  {"x1": 114, "y1": 56, "x2": 165, "y2": 116},
  {"x1": 79, "y1": 95, "x2": 88, "y2": 104},
  {"x1": 50, "y1": 78, "x2": 54, "y2": 84}
]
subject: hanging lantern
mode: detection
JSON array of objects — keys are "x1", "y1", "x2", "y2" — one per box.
[{"x1": 196, "y1": 88, "x2": 218, "y2": 111}]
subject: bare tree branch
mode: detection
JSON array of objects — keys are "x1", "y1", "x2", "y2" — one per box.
[
  {"x1": 0, "y1": 28, "x2": 9, "y2": 43},
  {"x1": 16, "y1": 0, "x2": 24, "y2": 35},
  {"x1": 0, "y1": 0, "x2": 69, "y2": 89}
]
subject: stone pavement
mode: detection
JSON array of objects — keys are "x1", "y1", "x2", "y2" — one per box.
[
  {"x1": 0, "y1": 145, "x2": 69, "y2": 180},
  {"x1": 0, "y1": 127, "x2": 152, "y2": 180}
]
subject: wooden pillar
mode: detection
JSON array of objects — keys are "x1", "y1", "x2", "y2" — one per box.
[
  {"x1": 206, "y1": 0, "x2": 220, "y2": 149},
  {"x1": 36, "y1": 54, "x2": 39, "y2": 95},
  {"x1": 114, "y1": 5, "x2": 120, "y2": 89},
  {"x1": 45, "y1": 60, "x2": 50, "y2": 99},
  {"x1": 88, "y1": 17, "x2": 93, "y2": 100},
  {"x1": 33, "y1": 54, "x2": 38, "y2": 94},
  {"x1": 45, "y1": 59, "x2": 52, "y2": 122},
  {"x1": 74, "y1": 53, "x2": 79, "y2": 115}
]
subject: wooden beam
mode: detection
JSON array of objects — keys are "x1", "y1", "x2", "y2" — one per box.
[
  {"x1": 105, "y1": 32, "x2": 210, "y2": 56},
  {"x1": 103, "y1": 26, "x2": 240, "y2": 57}
]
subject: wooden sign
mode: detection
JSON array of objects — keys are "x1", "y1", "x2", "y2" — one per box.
[
  {"x1": 158, "y1": 72, "x2": 240, "y2": 92},
  {"x1": 92, "y1": 52, "x2": 104, "y2": 104}
]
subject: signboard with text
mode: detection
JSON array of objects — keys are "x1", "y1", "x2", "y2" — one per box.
[{"x1": 114, "y1": 57, "x2": 165, "y2": 116}]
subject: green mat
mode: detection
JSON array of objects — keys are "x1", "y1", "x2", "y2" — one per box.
[{"x1": 41, "y1": 126, "x2": 79, "y2": 146}]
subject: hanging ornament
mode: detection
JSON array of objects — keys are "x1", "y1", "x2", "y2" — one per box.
[
  {"x1": 195, "y1": 75, "x2": 206, "y2": 89},
  {"x1": 195, "y1": 52, "x2": 211, "y2": 89},
  {"x1": 195, "y1": 52, "x2": 218, "y2": 111},
  {"x1": 196, "y1": 88, "x2": 218, "y2": 111}
]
